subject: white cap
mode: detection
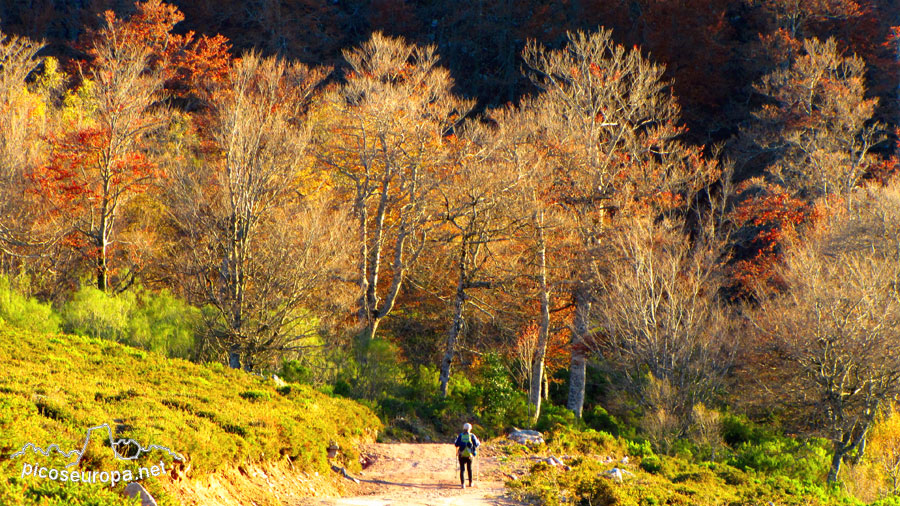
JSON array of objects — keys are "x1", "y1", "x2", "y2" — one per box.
[{"x1": 463, "y1": 423, "x2": 472, "y2": 431}]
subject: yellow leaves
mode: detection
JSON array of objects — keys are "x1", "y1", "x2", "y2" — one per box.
[{"x1": 61, "y1": 80, "x2": 99, "y2": 127}]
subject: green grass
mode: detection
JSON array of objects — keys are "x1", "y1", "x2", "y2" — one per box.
[
  {"x1": 0, "y1": 324, "x2": 380, "y2": 505},
  {"x1": 507, "y1": 427, "x2": 863, "y2": 506}
]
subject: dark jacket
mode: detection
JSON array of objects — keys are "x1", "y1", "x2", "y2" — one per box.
[{"x1": 454, "y1": 431, "x2": 480, "y2": 457}]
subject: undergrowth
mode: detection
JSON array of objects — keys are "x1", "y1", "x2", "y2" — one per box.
[{"x1": 0, "y1": 324, "x2": 380, "y2": 506}]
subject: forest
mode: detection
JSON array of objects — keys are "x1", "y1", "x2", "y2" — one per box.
[{"x1": 3, "y1": 0, "x2": 900, "y2": 502}]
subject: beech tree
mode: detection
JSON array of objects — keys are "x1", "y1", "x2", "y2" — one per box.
[
  {"x1": 168, "y1": 53, "x2": 352, "y2": 371},
  {"x1": 746, "y1": 37, "x2": 885, "y2": 198},
  {"x1": 30, "y1": 7, "x2": 167, "y2": 292},
  {"x1": 523, "y1": 28, "x2": 718, "y2": 417},
  {"x1": 750, "y1": 184, "x2": 900, "y2": 482},
  {"x1": 0, "y1": 29, "x2": 46, "y2": 262},
  {"x1": 434, "y1": 115, "x2": 527, "y2": 397},
  {"x1": 594, "y1": 213, "x2": 733, "y2": 448},
  {"x1": 316, "y1": 33, "x2": 473, "y2": 348}
]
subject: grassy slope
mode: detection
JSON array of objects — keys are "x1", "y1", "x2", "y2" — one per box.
[
  {"x1": 0, "y1": 325, "x2": 380, "y2": 505},
  {"x1": 505, "y1": 428, "x2": 863, "y2": 506}
]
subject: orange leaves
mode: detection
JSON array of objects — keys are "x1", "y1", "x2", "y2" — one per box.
[
  {"x1": 31, "y1": 127, "x2": 158, "y2": 213},
  {"x1": 728, "y1": 182, "x2": 816, "y2": 297},
  {"x1": 81, "y1": 1, "x2": 231, "y2": 98}
]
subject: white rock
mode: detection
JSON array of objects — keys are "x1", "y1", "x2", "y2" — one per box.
[
  {"x1": 601, "y1": 467, "x2": 634, "y2": 483},
  {"x1": 123, "y1": 482, "x2": 157, "y2": 506},
  {"x1": 508, "y1": 429, "x2": 545, "y2": 445}
]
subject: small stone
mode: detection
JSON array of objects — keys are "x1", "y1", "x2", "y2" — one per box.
[
  {"x1": 508, "y1": 428, "x2": 545, "y2": 446},
  {"x1": 123, "y1": 482, "x2": 157, "y2": 506}
]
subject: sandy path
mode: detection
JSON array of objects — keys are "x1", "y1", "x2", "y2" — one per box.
[{"x1": 294, "y1": 443, "x2": 521, "y2": 506}]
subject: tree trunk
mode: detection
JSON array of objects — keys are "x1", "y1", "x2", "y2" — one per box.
[
  {"x1": 97, "y1": 214, "x2": 108, "y2": 292},
  {"x1": 359, "y1": 319, "x2": 380, "y2": 350},
  {"x1": 853, "y1": 431, "x2": 867, "y2": 465},
  {"x1": 529, "y1": 215, "x2": 551, "y2": 424},
  {"x1": 228, "y1": 344, "x2": 241, "y2": 370},
  {"x1": 827, "y1": 442, "x2": 846, "y2": 482},
  {"x1": 567, "y1": 284, "x2": 590, "y2": 418},
  {"x1": 97, "y1": 247, "x2": 108, "y2": 292},
  {"x1": 439, "y1": 280, "x2": 466, "y2": 397}
]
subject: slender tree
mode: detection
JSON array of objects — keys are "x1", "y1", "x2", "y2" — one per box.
[
  {"x1": 315, "y1": 32, "x2": 473, "y2": 348},
  {"x1": 168, "y1": 53, "x2": 351, "y2": 370},
  {"x1": 434, "y1": 117, "x2": 526, "y2": 397},
  {"x1": 523, "y1": 28, "x2": 718, "y2": 417}
]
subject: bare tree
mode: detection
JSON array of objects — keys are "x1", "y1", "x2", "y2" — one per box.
[
  {"x1": 433, "y1": 115, "x2": 527, "y2": 397},
  {"x1": 168, "y1": 53, "x2": 352, "y2": 371},
  {"x1": 745, "y1": 37, "x2": 885, "y2": 198},
  {"x1": 593, "y1": 213, "x2": 734, "y2": 448},
  {"x1": 0, "y1": 29, "x2": 45, "y2": 266},
  {"x1": 315, "y1": 32, "x2": 473, "y2": 349},
  {"x1": 750, "y1": 183, "x2": 900, "y2": 482},
  {"x1": 523, "y1": 28, "x2": 719, "y2": 417},
  {"x1": 28, "y1": 11, "x2": 168, "y2": 292}
]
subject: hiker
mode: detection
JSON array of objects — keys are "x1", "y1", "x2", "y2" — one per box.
[{"x1": 454, "y1": 422, "x2": 480, "y2": 489}]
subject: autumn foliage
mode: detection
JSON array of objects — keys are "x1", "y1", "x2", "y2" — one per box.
[{"x1": 3, "y1": 0, "x2": 900, "y2": 492}]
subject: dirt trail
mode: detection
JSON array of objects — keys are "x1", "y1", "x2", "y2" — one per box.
[{"x1": 295, "y1": 443, "x2": 522, "y2": 506}]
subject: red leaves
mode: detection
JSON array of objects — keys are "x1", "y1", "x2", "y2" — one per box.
[
  {"x1": 80, "y1": 1, "x2": 231, "y2": 97},
  {"x1": 728, "y1": 183, "x2": 815, "y2": 297},
  {"x1": 30, "y1": 125, "x2": 159, "y2": 220}
]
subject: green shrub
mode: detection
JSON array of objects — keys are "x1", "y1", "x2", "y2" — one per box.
[
  {"x1": 126, "y1": 289, "x2": 200, "y2": 359},
  {"x1": 0, "y1": 276, "x2": 61, "y2": 334},
  {"x1": 239, "y1": 390, "x2": 271, "y2": 401},
  {"x1": 727, "y1": 436, "x2": 830, "y2": 482},
  {"x1": 641, "y1": 455, "x2": 664, "y2": 474},
  {"x1": 474, "y1": 353, "x2": 530, "y2": 433},
  {"x1": 61, "y1": 286, "x2": 133, "y2": 341},
  {"x1": 585, "y1": 404, "x2": 623, "y2": 436},
  {"x1": 279, "y1": 359, "x2": 312, "y2": 384},
  {"x1": 536, "y1": 402, "x2": 578, "y2": 432},
  {"x1": 546, "y1": 426, "x2": 618, "y2": 455},
  {"x1": 60, "y1": 286, "x2": 199, "y2": 359},
  {"x1": 722, "y1": 413, "x2": 764, "y2": 447},
  {"x1": 627, "y1": 438, "x2": 655, "y2": 458}
]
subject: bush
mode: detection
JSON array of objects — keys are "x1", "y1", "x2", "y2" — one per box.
[
  {"x1": 0, "y1": 276, "x2": 61, "y2": 333},
  {"x1": 546, "y1": 426, "x2": 618, "y2": 455},
  {"x1": 536, "y1": 402, "x2": 578, "y2": 432},
  {"x1": 641, "y1": 455, "x2": 664, "y2": 474},
  {"x1": 727, "y1": 436, "x2": 830, "y2": 482},
  {"x1": 722, "y1": 413, "x2": 765, "y2": 447},
  {"x1": 126, "y1": 289, "x2": 201, "y2": 359},
  {"x1": 61, "y1": 285, "x2": 200, "y2": 359},
  {"x1": 60, "y1": 286, "x2": 133, "y2": 341},
  {"x1": 627, "y1": 439, "x2": 655, "y2": 458},
  {"x1": 585, "y1": 405, "x2": 623, "y2": 436},
  {"x1": 474, "y1": 353, "x2": 530, "y2": 433},
  {"x1": 279, "y1": 359, "x2": 313, "y2": 384}
]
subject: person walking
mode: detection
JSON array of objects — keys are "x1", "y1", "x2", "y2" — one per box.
[{"x1": 454, "y1": 422, "x2": 480, "y2": 489}]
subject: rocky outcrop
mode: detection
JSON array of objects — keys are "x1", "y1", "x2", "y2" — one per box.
[{"x1": 507, "y1": 429, "x2": 544, "y2": 446}]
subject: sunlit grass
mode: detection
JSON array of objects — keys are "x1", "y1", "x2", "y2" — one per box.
[{"x1": 0, "y1": 324, "x2": 380, "y2": 505}]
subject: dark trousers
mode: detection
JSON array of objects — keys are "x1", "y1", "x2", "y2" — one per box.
[{"x1": 459, "y1": 456, "x2": 473, "y2": 485}]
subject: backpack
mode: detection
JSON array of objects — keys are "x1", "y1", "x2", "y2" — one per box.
[{"x1": 459, "y1": 432, "x2": 474, "y2": 458}]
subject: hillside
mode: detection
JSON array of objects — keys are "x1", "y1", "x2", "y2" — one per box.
[{"x1": 0, "y1": 325, "x2": 381, "y2": 506}]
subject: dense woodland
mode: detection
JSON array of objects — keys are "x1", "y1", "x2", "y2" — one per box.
[{"x1": 3, "y1": 0, "x2": 900, "y2": 497}]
